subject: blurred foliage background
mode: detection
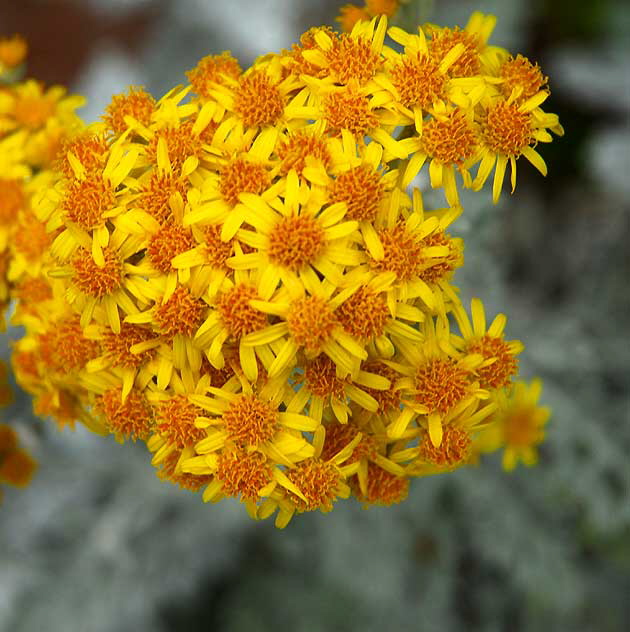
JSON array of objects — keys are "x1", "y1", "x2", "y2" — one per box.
[{"x1": 1, "y1": 1, "x2": 628, "y2": 631}]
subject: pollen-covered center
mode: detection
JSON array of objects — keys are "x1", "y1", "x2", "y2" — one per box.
[
  {"x1": 414, "y1": 358, "x2": 471, "y2": 414},
  {"x1": 483, "y1": 101, "x2": 533, "y2": 157},
  {"x1": 329, "y1": 165, "x2": 384, "y2": 221},
  {"x1": 99, "y1": 387, "x2": 153, "y2": 441},
  {"x1": 147, "y1": 224, "x2": 196, "y2": 273},
  {"x1": 234, "y1": 70, "x2": 285, "y2": 128},
  {"x1": 56, "y1": 132, "x2": 109, "y2": 177},
  {"x1": 72, "y1": 248, "x2": 123, "y2": 298},
  {"x1": 370, "y1": 222, "x2": 423, "y2": 281},
  {"x1": 287, "y1": 296, "x2": 338, "y2": 353},
  {"x1": 103, "y1": 323, "x2": 156, "y2": 368},
  {"x1": 0, "y1": 179, "x2": 24, "y2": 225},
  {"x1": 138, "y1": 172, "x2": 189, "y2": 223},
  {"x1": 222, "y1": 393, "x2": 279, "y2": 446},
  {"x1": 355, "y1": 463, "x2": 409, "y2": 506},
  {"x1": 324, "y1": 88, "x2": 378, "y2": 137},
  {"x1": 15, "y1": 278, "x2": 52, "y2": 305},
  {"x1": 267, "y1": 215, "x2": 325, "y2": 270},
  {"x1": 14, "y1": 212, "x2": 52, "y2": 261},
  {"x1": 38, "y1": 318, "x2": 100, "y2": 372},
  {"x1": 428, "y1": 27, "x2": 480, "y2": 77},
  {"x1": 503, "y1": 407, "x2": 542, "y2": 447},
  {"x1": 202, "y1": 225, "x2": 234, "y2": 268},
  {"x1": 63, "y1": 176, "x2": 116, "y2": 230},
  {"x1": 325, "y1": 35, "x2": 381, "y2": 85},
  {"x1": 157, "y1": 395, "x2": 206, "y2": 449},
  {"x1": 304, "y1": 355, "x2": 348, "y2": 399},
  {"x1": 419, "y1": 425, "x2": 471, "y2": 465},
  {"x1": 286, "y1": 458, "x2": 340, "y2": 513},
  {"x1": 337, "y1": 287, "x2": 389, "y2": 339},
  {"x1": 276, "y1": 130, "x2": 331, "y2": 175},
  {"x1": 320, "y1": 421, "x2": 378, "y2": 463},
  {"x1": 391, "y1": 53, "x2": 446, "y2": 109},
  {"x1": 103, "y1": 87, "x2": 155, "y2": 134},
  {"x1": 155, "y1": 286, "x2": 206, "y2": 338},
  {"x1": 219, "y1": 158, "x2": 270, "y2": 206},
  {"x1": 216, "y1": 446, "x2": 273, "y2": 501},
  {"x1": 187, "y1": 52, "x2": 242, "y2": 98},
  {"x1": 13, "y1": 93, "x2": 55, "y2": 129},
  {"x1": 217, "y1": 283, "x2": 267, "y2": 339},
  {"x1": 421, "y1": 110, "x2": 477, "y2": 165},
  {"x1": 146, "y1": 121, "x2": 202, "y2": 171},
  {"x1": 500, "y1": 54, "x2": 548, "y2": 102},
  {"x1": 361, "y1": 360, "x2": 401, "y2": 413},
  {"x1": 157, "y1": 450, "x2": 213, "y2": 492},
  {"x1": 418, "y1": 232, "x2": 462, "y2": 285},
  {"x1": 467, "y1": 335, "x2": 518, "y2": 390}
]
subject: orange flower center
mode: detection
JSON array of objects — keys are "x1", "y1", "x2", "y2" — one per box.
[
  {"x1": 147, "y1": 224, "x2": 196, "y2": 273},
  {"x1": 0, "y1": 179, "x2": 24, "y2": 225},
  {"x1": 304, "y1": 355, "x2": 348, "y2": 399},
  {"x1": 370, "y1": 222, "x2": 423, "y2": 281},
  {"x1": 336, "y1": 287, "x2": 389, "y2": 339},
  {"x1": 99, "y1": 387, "x2": 153, "y2": 440},
  {"x1": 146, "y1": 121, "x2": 202, "y2": 171},
  {"x1": 418, "y1": 232, "x2": 462, "y2": 285},
  {"x1": 276, "y1": 130, "x2": 331, "y2": 175},
  {"x1": 103, "y1": 87, "x2": 155, "y2": 134},
  {"x1": 63, "y1": 176, "x2": 116, "y2": 230},
  {"x1": 56, "y1": 132, "x2": 109, "y2": 177},
  {"x1": 0, "y1": 35, "x2": 27, "y2": 68},
  {"x1": 222, "y1": 393, "x2": 279, "y2": 446},
  {"x1": 324, "y1": 87, "x2": 378, "y2": 137},
  {"x1": 467, "y1": 335, "x2": 518, "y2": 390},
  {"x1": 287, "y1": 296, "x2": 338, "y2": 353},
  {"x1": 138, "y1": 172, "x2": 189, "y2": 223},
  {"x1": 157, "y1": 449, "x2": 213, "y2": 492},
  {"x1": 38, "y1": 318, "x2": 100, "y2": 371},
  {"x1": 13, "y1": 212, "x2": 52, "y2": 261},
  {"x1": 286, "y1": 458, "x2": 340, "y2": 512},
  {"x1": 201, "y1": 225, "x2": 234, "y2": 268},
  {"x1": 329, "y1": 165, "x2": 384, "y2": 221},
  {"x1": 414, "y1": 358, "x2": 471, "y2": 414},
  {"x1": 336, "y1": 6, "x2": 371, "y2": 33},
  {"x1": 421, "y1": 110, "x2": 477, "y2": 165},
  {"x1": 216, "y1": 447, "x2": 273, "y2": 501},
  {"x1": 217, "y1": 283, "x2": 267, "y2": 339},
  {"x1": 391, "y1": 52, "x2": 446, "y2": 109},
  {"x1": 419, "y1": 425, "x2": 471, "y2": 465},
  {"x1": 234, "y1": 71, "x2": 285, "y2": 128},
  {"x1": 320, "y1": 421, "x2": 378, "y2": 463},
  {"x1": 219, "y1": 158, "x2": 270, "y2": 206},
  {"x1": 504, "y1": 407, "x2": 543, "y2": 447},
  {"x1": 267, "y1": 215, "x2": 325, "y2": 270},
  {"x1": 325, "y1": 35, "x2": 381, "y2": 85},
  {"x1": 500, "y1": 54, "x2": 548, "y2": 102},
  {"x1": 103, "y1": 323, "x2": 156, "y2": 368},
  {"x1": 483, "y1": 101, "x2": 533, "y2": 157},
  {"x1": 13, "y1": 351, "x2": 40, "y2": 380},
  {"x1": 13, "y1": 93, "x2": 55, "y2": 129},
  {"x1": 361, "y1": 360, "x2": 401, "y2": 413},
  {"x1": 157, "y1": 395, "x2": 206, "y2": 448},
  {"x1": 429, "y1": 27, "x2": 480, "y2": 77},
  {"x1": 186, "y1": 52, "x2": 242, "y2": 98},
  {"x1": 356, "y1": 462, "x2": 409, "y2": 506},
  {"x1": 15, "y1": 278, "x2": 53, "y2": 305},
  {"x1": 72, "y1": 248, "x2": 123, "y2": 298},
  {"x1": 155, "y1": 286, "x2": 206, "y2": 338}
]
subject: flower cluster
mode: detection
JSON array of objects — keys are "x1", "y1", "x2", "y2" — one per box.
[{"x1": 4, "y1": 12, "x2": 559, "y2": 525}]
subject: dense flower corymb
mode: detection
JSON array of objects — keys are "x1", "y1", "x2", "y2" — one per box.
[{"x1": 2, "y1": 11, "x2": 560, "y2": 525}]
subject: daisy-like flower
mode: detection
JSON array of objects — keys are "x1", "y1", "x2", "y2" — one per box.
[
  {"x1": 473, "y1": 91, "x2": 563, "y2": 202},
  {"x1": 475, "y1": 379, "x2": 551, "y2": 470},
  {"x1": 451, "y1": 297, "x2": 523, "y2": 391},
  {"x1": 0, "y1": 35, "x2": 27, "y2": 75},
  {"x1": 387, "y1": 317, "x2": 487, "y2": 446},
  {"x1": 0, "y1": 422, "x2": 37, "y2": 500}
]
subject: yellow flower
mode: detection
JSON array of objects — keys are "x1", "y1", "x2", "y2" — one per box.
[{"x1": 0, "y1": 35, "x2": 27, "y2": 73}]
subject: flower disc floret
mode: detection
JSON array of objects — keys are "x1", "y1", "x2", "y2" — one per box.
[
  {"x1": 63, "y1": 176, "x2": 116, "y2": 230},
  {"x1": 216, "y1": 447, "x2": 273, "y2": 501},
  {"x1": 267, "y1": 215, "x2": 326, "y2": 270},
  {"x1": 157, "y1": 395, "x2": 206, "y2": 448},
  {"x1": 329, "y1": 165, "x2": 384, "y2": 221},
  {"x1": 336, "y1": 287, "x2": 389, "y2": 339},
  {"x1": 414, "y1": 358, "x2": 470, "y2": 414},
  {"x1": 155, "y1": 286, "x2": 206, "y2": 338},
  {"x1": 222, "y1": 393, "x2": 279, "y2": 446},
  {"x1": 72, "y1": 248, "x2": 123, "y2": 298},
  {"x1": 217, "y1": 283, "x2": 267, "y2": 339},
  {"x1": 219, "y1": 158, "x2": 270, "y2": 206},
  {"x1": 287, "y1": 296, "x2": 338, "y2": 353},
  {"x1": 234, "y1": 70, "x2": 284, "y2": 127},
  {"x1": 286, "y1": 458, "x2": 341, "y2": 512},
  {"x1": 482, "y1": 101, "x2": 533, "y2": 157},
  {"x1": 419, "y1": 425, "x2": 471, "y2": 465}
]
